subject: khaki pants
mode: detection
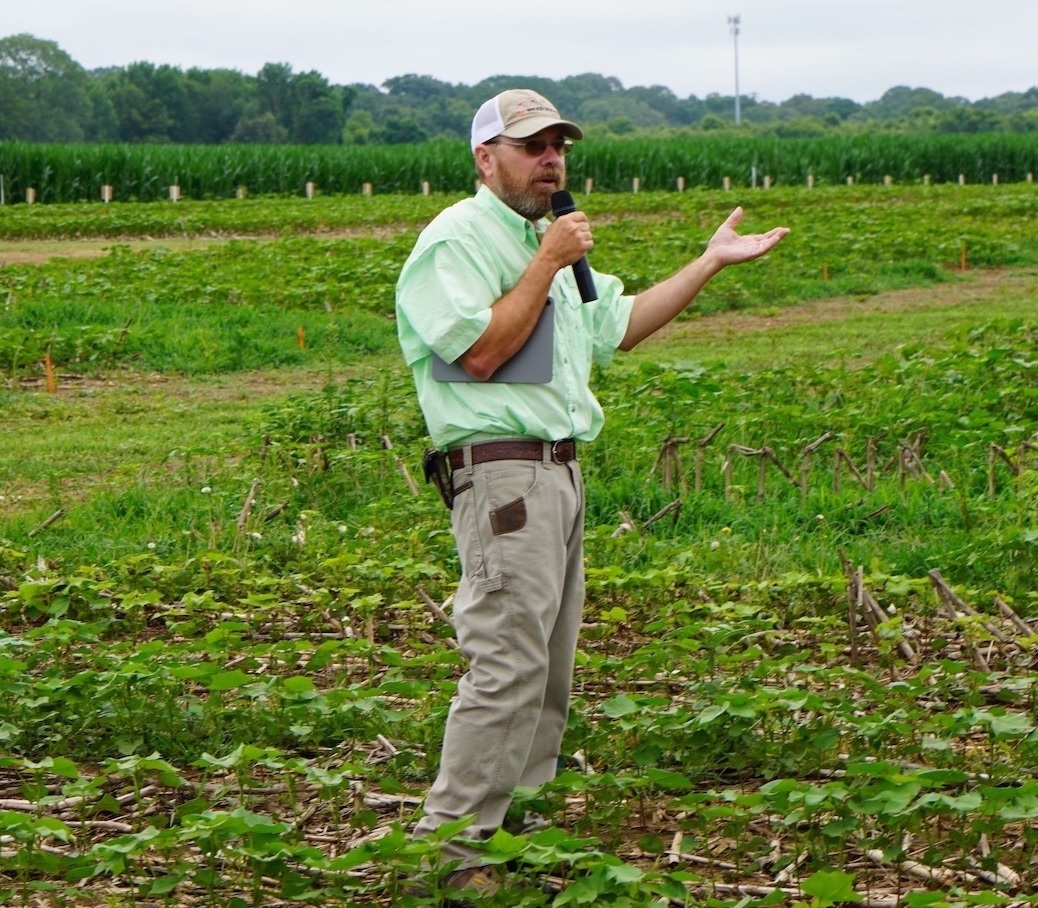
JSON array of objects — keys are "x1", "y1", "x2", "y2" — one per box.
[{"x1": 414, "y1": 447, "x2": 586, "y2": 866}]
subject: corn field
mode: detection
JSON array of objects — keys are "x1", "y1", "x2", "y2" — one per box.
[{"x1": 0, "y1": 134, "x2": 1036, "y2": 203}]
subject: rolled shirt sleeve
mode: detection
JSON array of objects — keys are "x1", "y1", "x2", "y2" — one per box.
[{"x1": 396, "y1": 186, "x2": 634, "y2": 450}]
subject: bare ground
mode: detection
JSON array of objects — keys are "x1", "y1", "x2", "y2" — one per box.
[
  {"x1": 8, "y1": 231, "x2": 1034, "y2": 401},
  {"x1": 3, "y1": 245, "x2": 1037, "y2": 903}
]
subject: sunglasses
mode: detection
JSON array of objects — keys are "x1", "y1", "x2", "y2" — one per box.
[{"x1": 487, "y1": 138, "x2": 574, "y2": 157}]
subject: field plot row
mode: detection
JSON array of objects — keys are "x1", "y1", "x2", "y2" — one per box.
[
  {"x1": 1, "y1": 133, "x2": 1037, "y2": 202},
  {"x1": 1, "y1": 186, "x2": 1037, "y2": 906}
]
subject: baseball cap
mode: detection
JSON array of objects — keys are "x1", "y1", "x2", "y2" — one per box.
[{"x1": 470, "y1": 89, "x2": 584, "y2": 151}]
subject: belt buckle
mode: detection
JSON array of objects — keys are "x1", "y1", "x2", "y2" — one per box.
[{"x1": 550, "y1": 440, "x2": 566, "y2": 464}]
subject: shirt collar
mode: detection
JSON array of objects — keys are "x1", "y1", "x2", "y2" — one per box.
[{"x1": 475, "y1": 183, "x2": 549, "y2": 247}]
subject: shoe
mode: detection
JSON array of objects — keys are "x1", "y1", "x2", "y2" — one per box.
[
  {"x1": 403, "y1": 866, "x2": 502, "y2": 906},
  {"x1": 503, "y1": 811, "x2": 550, "y2": 836},
  {"x1": 442, "y1": 866, "x2": 502, "y2": 899}
]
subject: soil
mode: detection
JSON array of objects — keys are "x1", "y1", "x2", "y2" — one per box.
[
  {"x1": 3, "y1": 243, "x2": 1036, "y2": 905},
  {"x1": 656, "y1": 267, "x2": 1036, "y2": 341},
  {"x1": 6, "y1": 235, "x2": 1034, "y2": 402}
]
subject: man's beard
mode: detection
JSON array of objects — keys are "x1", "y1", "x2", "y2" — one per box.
[{"x1": 494, "y1": 168, "x2": 564, "y2": 221}]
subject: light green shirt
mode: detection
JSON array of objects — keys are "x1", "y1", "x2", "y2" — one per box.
[{"x1": 395, "y1": 185, "x2": 635, "y2": 450}]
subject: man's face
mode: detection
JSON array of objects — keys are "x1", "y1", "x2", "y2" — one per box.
[{"x1": 479, "y1": 126, "x2": 568, "y2": 220}]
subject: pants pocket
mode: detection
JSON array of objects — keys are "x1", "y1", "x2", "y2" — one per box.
[
  {"x1": 452, "y1": 461, "x2": 538, "y2": 591},
  {"x1": 490, "y1": 497, "x2": 527, "y2": 535}
]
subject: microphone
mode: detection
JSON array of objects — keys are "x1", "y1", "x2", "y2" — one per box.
[{"x1": 550, "y1": 190, "x2": 597, "y2": 302}]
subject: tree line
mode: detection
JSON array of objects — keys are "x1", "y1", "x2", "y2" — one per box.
[{"x1": 3, "y1": 33, "x2": 1038, "y2": 147}]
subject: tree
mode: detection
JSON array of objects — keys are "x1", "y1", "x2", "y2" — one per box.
[
  {"x1": 936, "y1": 105, "x2": 1002, "y2": 133},
  {"x1": 103, "y1": 62, "x2": 194, "y2": 142},
  {"x1": 344, "y1": 109, "x2": 377, "y2": 145},
  {"x1": 626, "y1": 84, "x2": 683, "y2": 121},
  {"x1": 0, "y1": 33, "x2": 91, "y2": 141},
  {"x1": 185, "y1": 68, "x2": 253, "y2": 143},
  {"x1": 251, "y1": 64, "x2": 345, "y2": 144},
  {"x1": 288, "y1": 71, "x2": 345, "y2": 144},
  {"x1": 256, "y1": 62, "x2": 293, "y2": 130},
  {"x1": 380, "y1": 115, "x2": 427, "y2": 144},
  {"x1": 578, "y1": 96, "x2": 665, "y2": 129},
  {"x1": 382, "y1": 73, "x2": 454, "y2": 102},
  {"x1": 778, "y1": 93, "x2": 862, "y2": 123},
  {"x1": 230, "y1": 111, "x2": 288, "y2": 143},
  {"x1": 866, "y1": 86, "x2": 953, "y2": 119},
  {"x1": 84, "y1": 78, "x2": 119, "y2": 141}
]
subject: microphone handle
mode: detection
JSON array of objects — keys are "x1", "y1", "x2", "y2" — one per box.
[
  {"x1": 571, "y1": 256, "x2": 598, "y2": 302},
  {"x1": 550, "y1": 189, "x2": 598, "y2": 303}
]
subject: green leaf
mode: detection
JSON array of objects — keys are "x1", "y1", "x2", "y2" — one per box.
[
  {"x1": 800, "y1": 870, "x2": 862, "y2": 905},
  {"x1": 207, "y1": 669, "x2": 252, "y2": 691},
  {"x1": 602, "y1": 694, "x2": 640, "y2": 718}
]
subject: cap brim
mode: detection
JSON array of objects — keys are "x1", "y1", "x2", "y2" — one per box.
[{"x1": 499, "y1": 116, "x2": 584, "y2": 142}]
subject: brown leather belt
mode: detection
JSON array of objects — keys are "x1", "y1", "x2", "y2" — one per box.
[{"x1": 448, "y1": 439, "x2": 576, "y2": 470}]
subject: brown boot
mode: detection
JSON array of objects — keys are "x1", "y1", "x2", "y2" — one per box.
[{"x1": 441, "y1": 865, "x2": 502, "y2": 899}]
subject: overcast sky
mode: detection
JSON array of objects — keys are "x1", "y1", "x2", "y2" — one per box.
[{"x1": 8, "y1": 0, "x2": 1035, "y2": 105}]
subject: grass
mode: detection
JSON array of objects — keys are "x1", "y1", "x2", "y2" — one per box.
[
  {"x1": 624, "y1": 268, "x2": 1038, "y2": 371},
  {"x1": 1, "y1": 188, "x2": 1038, "y2": 907}
]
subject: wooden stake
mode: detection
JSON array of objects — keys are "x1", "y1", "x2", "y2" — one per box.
[
  {"x1": 43, "y1": 352, "x2": 57, "y2": 393},
  {"x1": 297, "y1": 326, "x2": 306, "y2": 349}
]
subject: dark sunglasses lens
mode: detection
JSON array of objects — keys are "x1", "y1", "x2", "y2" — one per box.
[{"x1": 523, "y1": 140, "x2": 570, "y2": 156}]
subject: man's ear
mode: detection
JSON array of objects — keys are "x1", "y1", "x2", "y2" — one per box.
[{"x1": 474, "y1": 144, "x2": 493, "y2": 182}]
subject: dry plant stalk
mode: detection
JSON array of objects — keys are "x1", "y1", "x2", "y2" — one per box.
[
  {"x1": 236, "y1": 478, "x2": 261, "y2": 530},
  {"x1": 382, "y1": 434, "x2": 420, "y2": 495},
  {"x1": 694, "y1": 422, "x2": 725, "y2": 493}
]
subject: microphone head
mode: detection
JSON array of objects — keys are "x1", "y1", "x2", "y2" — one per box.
[{"x1": 550, "y1": 190, "x2": 577, "y2": 217}]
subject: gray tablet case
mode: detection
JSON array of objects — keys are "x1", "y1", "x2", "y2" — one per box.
[{"x1": 431, "y1": 298, "x2": 554, "y2": 383}]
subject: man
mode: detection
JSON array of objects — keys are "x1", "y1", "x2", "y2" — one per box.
[{"x1": 395, "y1": 89, "x2": 788, "y2": 898}]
